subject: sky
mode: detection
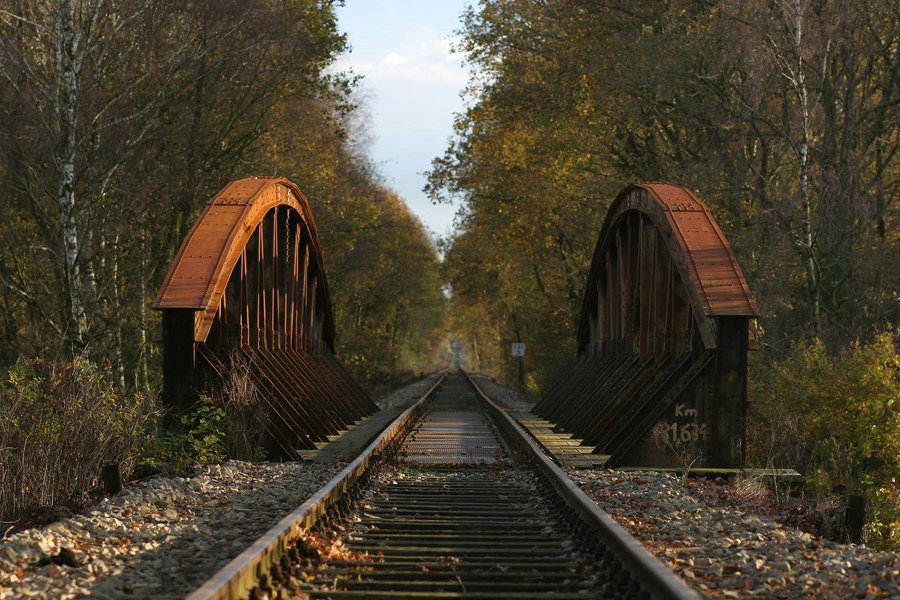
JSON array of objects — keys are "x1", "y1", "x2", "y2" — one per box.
[{"x1": 333, "y1": 0, "x2": 473, "y2": 239}]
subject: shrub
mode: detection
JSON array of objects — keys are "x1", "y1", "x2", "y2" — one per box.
[
  {"x1": 748, "y1": 331, "x2": 900, "y2": 548},
  {"x1": 0, "y1": 357, "x2": 158, "y2": 528},
  {"x1": 146, "y1": 397, "x2": 228, "y2": 470}
]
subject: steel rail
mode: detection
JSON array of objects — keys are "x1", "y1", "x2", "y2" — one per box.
[
  {"x1": 188, "y1": 368, "x2": 700, "y2": 600},
  {"x1": 185, "y1": 371, "x2": 450, "y2": 600},
  {"x1": 461, "y1": 369, "x2": 702, "y2": 600}
]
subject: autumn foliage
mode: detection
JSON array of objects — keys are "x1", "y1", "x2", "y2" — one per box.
[
  {"x1": 429, "y1": 0, "x2": 900, "y2": 388},
  {"x1": 749, "y1": 332, "x2": 900, "y2": 547},
  {"x1": 0, "y1": 0, "x2": 446, "y2": 388},
  {"x1": 1, "y1": 0, "x2": 900, "y2": 549},
  {"x1": 429, "y1": 0, "x2": 900, "y2": 547}
]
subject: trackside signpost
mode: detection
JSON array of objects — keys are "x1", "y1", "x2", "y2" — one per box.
[{"x1": 512, "y1": 342, "x2": 525, "y2": 391}]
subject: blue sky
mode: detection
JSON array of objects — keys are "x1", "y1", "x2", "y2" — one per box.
[{"x1": 333, "y1": 1, "x2": 473, "y2": 239}]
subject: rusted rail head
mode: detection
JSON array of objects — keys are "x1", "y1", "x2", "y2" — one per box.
[
  {"x1": 534, "y1": 183, "x2": 758, "y2": 469},
  {"x1": 154, "y1": 177, "x2": 377, "y2": 458}
]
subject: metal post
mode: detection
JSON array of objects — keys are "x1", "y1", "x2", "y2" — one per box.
[
  {"x1": 516, "y1": 355, "x2": 521, "y2": 393},
  {"x1": 511, "y1": 342, "x2": 525, "y2": 393}
]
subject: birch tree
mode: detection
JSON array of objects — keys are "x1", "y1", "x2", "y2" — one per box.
[
  {"x1": 431, "y1": 0, "x2": 900, "y2": 385},
  {"x1": 0, "y1": 0, "x2": 351, "y2": 372},
  {"x1": 719, "y1": 0, "x2": 900, "y2": 343},
  {"x1": 765, "y1": 0, "x2": 822, "y2": 336},
  {"x1": 0, "y1": 0, "x2": 191, "y2": 352}
]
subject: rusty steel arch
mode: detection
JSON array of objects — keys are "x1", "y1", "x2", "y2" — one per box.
[
  {"x1": 534, "y1": 183, "x2": 758, "y2": 469},
  {"x1": 154, "y1": 177, "x2": 376, "y2": 458}
]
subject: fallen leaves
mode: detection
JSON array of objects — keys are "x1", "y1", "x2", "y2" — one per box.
[{"x1": 295, "y1": 530, "x2": 369, "y2": 563}]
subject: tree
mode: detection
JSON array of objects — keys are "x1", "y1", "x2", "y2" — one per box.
[
  {"x1": 0, "y1": 0, "x2": 190, "y2": 351},
  {"x1": 428, "y1": 0, "x2": 622, "y2": 387},
  {"x1": 607, "y1": 0, "x2": 900, "y2": 347},
  {"x1": 243, "y1": 67, "x2": 448, "y2": 387},
  {"x1": 431, "y1": 0, "x2": 900, "y2": 390},
  {"x1": 0, "y1": 0, "x2": 362, "y2": 385}
]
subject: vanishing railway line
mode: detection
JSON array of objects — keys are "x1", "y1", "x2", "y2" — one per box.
[
  {"x1": 188, "y1": 371, "x2": 700, "y2": 600},
  {"x1": 0, "y1": 177, "x2": 885, "y2": 598},
  {"x1": 148, "y1": 179, "x2": 761, "y2": 598}
]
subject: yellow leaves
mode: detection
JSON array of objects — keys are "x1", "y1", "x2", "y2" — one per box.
[{"x1": 749, "y1": 330, "x2": 900, "y2": 505}]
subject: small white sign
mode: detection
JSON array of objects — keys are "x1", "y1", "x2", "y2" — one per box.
[{"x1": 511, "y1": 342, "x2": 525, "y2": 357}]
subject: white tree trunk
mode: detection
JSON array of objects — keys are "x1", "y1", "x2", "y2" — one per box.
[
  {"x1": 55, "y1": 0, "x2": 90, "y2": 347},
  {"x1": 774, "y1": 0, "x2": 822, "y2": 337},
  {"x1": 791, "y1": 1, "x2": 821, "y2": 338}
]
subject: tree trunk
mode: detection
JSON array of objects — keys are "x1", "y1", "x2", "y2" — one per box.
[
  {"x1": 56, "y1": 0, "x2": 89, "y2": 349},
  {"x1": 778, "y1": 0, "x2": 822, "y2": 338},
  {"x1": 138, "y1": 233, "x2": 150, "y2": 392}
]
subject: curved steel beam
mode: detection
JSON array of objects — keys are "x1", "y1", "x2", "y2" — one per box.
[
  {"x1": 537, "y1": 182, "x2": 758, "y2": 469},
  {"x1": 577, "y1": 182, "x2": 758, "y2": 354},
  {"x1": 153, "y1": 177, "x2": 376, "y2": 457},
  {"x1": 153, "y1": 176, "x2": 335, "y2": 349}
]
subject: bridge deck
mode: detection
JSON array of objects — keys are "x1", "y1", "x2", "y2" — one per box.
[{"x1": 508, "y1": 411, "x2": 609, "y2": 468}]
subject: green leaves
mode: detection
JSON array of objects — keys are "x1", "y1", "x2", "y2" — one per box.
[
  {"x1": 147, "y1": 397, "x2": 229, "y2": 468},
  {"x1": 748, "y1": 331, "x2": 900, "y2": 547}
]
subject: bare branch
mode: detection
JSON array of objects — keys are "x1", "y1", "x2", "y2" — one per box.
[{"x1": 0, "y1": 9, "x2": 45, "y2": 32}]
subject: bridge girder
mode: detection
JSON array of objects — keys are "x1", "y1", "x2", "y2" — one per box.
[
  {"x1": 536, "y1": 183, "x2": 758, "y2": 469},
  {"x1": 154, "y1": 177, "x2": 376, "y2": 458}
]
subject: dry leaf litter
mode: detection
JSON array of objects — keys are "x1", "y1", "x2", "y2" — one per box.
[
  {"x1": 0, "y1": 375, "x2": 437, "y2": 599},
  {"x1": 5, "y1": 373, "x2": 899, "y2": 599},
  {"x1": 475, "y1": 373, "x2": 900, "y2": 599}
]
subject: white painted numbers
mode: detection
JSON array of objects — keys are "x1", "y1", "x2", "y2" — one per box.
[
  {"x1": 666, "y1": 421, "x2": 709, "y2": 444},
  {"x1": 667, "y1": 403, "x2": 708, "y2": 443}
]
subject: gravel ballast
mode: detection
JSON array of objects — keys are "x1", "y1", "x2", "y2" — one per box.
[
  {"x1": 374, "y1": 371, "x2": 445, "y2": 410},
  {"x1": 569, "y1": 469, "x2": 900, "y2": 599},
  {"x1": 0, "y1": 461, "x2": 342, "y2": 599},
  {"x1": 0, "y1": 374, "x2": 444, "y2": 599},
  {"x1": 5, "y1": 373, "x2": 900, "y2": 599},
  {"x1": 471, "y1": 375, "x2": 900, "y2": 599}
]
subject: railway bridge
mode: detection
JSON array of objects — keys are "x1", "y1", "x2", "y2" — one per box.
[
  {"x1": 535, "y1": 182, "x2": 758, "y2": 469},
  {"x1": 153, "y1": 177, "x2": 377, "y2": 459},
  {"x1": 155, "y1": 177, "x2": 756, "y2": 470}
]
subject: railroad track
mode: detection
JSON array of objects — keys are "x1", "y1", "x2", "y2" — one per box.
[{"x1": 188, "y1": 371, "x2": 700, "y2": 600}]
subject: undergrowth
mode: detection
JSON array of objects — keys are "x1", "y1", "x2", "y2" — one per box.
[
  {"x1": 0, "y1": 352, "x2": 272, "y2": 536},
  {"x1": 141, "y1": 397, "x2": 228, "y2": 472},
  {"x1": 0, "y1": 357, "x2": 158, "y2": 534},
  {"x1": 749, "y1": 330, "x2": 900, "y2": 550},
  {"x1": 139, "y1": 354, "x2": 268, "y2": 474}
]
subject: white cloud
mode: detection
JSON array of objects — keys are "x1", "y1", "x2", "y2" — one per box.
[
  {"x1": 327, "y1": 6, "x2": 473, "y2": 235},
  {"x1": 339, "y1": 37, "x2": 468, "y2": 86},
  {"x1": 383, "y1": 52, "x2": 408, "y2": 67}
]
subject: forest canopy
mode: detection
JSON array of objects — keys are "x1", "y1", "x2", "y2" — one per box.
[
  {"x1": 427, "y1": 2, "x2": 900, "y2": 544},
  {"x1": 428, "y1": 0, "x2": 900, "y2": 389},
  {"x1": 0, "y1": 0, "x2": 446, "y2": 388}
]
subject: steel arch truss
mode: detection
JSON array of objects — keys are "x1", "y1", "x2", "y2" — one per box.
[
  {"x1": 154, "y1": 177, "x2": 376, "y2": 458},
  {"x1": 534, "y1": 183, "x2": 758, "y2": 469}
]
